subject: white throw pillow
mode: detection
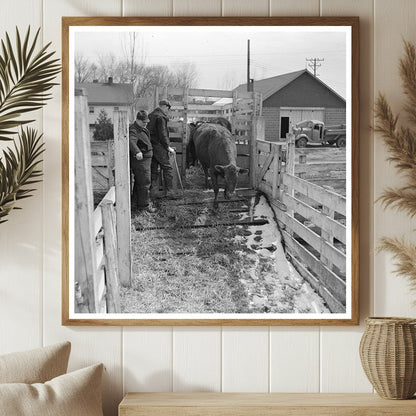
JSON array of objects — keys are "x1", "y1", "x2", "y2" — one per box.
[
  {"x1": 0, "y1": 363, "x2": 104, "y2": 416},
  {"x1": 0, "y1": 341, "x2": 71, "y2": 384}
]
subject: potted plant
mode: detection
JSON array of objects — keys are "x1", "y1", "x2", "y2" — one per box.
[
  {"x1": 359, "y1": 40, "x2": 416, "y2": 400},
  {"x1": 0, "y1": 27, "x2": 60, "y2": 223}
]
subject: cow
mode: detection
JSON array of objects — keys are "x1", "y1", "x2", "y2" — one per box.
[
  {"x1": 186, "y1": 118, "x2": 232, "y2": 168},
  {"x1": 192, "y1": 121, "x2": 248, "y2": 208}
]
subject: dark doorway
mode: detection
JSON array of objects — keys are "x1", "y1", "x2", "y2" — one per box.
[{"x1": 280, "y1": 116, "x2": 289, "y2": 139}]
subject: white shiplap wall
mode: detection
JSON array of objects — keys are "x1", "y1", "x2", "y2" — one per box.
[{"x1": 1, "y1": 1, "x2": 416, "y2": 415}]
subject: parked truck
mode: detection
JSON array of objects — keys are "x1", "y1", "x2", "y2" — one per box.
[{"x1": 292, "y1": 120, "x2": 346, "y2": 148}]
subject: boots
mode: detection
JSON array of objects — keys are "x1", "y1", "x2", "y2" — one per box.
[
  {"x1": 150, "y1": 179, "x2": 162, "y2": 199},
  {"x1": 139, "y1": 203, "x2": 156, "y2": 214},
  {"x1": 164, "y1": 189, "x2": 179, "y2": 200}
]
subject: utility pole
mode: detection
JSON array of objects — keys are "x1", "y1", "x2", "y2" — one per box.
[
  {"x1": 306, "y1": 57, "x2": 324, "y2": 77},
  {"x1": 247, "y1": 39, "x2": 254, "y2": 92}
]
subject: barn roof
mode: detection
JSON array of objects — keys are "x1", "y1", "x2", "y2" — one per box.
[
  {"x1": 234, "y1": 69, "x2": 345, "y2": 103},
  {"x1": 75, "y1": 79, "x2": 134, "y2": 106}
]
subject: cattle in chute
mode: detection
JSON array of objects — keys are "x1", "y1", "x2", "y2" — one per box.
[{"x1": 191, "y1": 120, "x2": 248, "y2": 208}]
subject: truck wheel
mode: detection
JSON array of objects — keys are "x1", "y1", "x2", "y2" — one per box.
[
  {"x1": 336, "y1": 137, "x2": 346, "y2": 148},
  {"x1": 296, "y1": 137, "x2": 307, "y2": 148}
]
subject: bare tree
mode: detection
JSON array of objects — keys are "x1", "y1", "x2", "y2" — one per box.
[
  {"x1": 221, "y1": 70, "x2": 240, "y2": 90},
  {"x1": 121, "y1": 32, "x2": 146, "y2": 83},
  {"x1": 74, "y1": 53, "x2": 94, "y2": 82},
  {"x1": 96, "y1": 53, "x2": 118, "y2": 82},
  {"x1": 172, "y1": 62, "x2": 198, "y2": 89}
]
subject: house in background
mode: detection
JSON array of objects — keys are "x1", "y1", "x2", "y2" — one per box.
[
  {"x1": 75, "y1": 77, "x2": 134, "y2": 139},
  {"x1": 234, "y1": 69, "x2": 346, "y2": 141}
]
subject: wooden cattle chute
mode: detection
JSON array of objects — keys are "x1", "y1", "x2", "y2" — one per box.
[
  {"x1": 155, "y1": 86, "x2": 262, "y2": 187},
  {"x1": 255, "y1": 133, "x2": 347, "y2": 313},
  {"x1": 90, "y1": 140, "x2": 114, "y2": 192},
  {"x1": 74, "y1": 89, "x2": 130, "y2": 314}
]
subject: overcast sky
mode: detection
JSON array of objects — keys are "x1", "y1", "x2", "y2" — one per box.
[{"x1": 74, "y1": 26, "x2": 348, "y2": 98}]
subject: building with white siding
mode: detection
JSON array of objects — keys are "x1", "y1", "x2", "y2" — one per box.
[{"x1": 76, "y1": 77, "x2": 134, "y2": 139}]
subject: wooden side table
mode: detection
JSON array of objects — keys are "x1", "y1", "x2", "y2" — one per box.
[{"x1": 119, "y1": 392, "x2": 416, "y2": 415}]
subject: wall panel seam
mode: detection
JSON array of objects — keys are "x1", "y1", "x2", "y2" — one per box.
[
  {"x1": 372, "y1": 0, "x2": 376, "y2": 330},
  {"x1": 220, "y1": 326, "x2": 223, "y2": 391},
  {"x1": 318, "y1": 327, "x2": 321, "y2": 392},
  {"x1": 268, "y1": 326, "x2": 271, "y2": 392},
  {"x1": 121, "y1": 329, "x2": 125, "y2": 395},
  {"x1": 319, "y1": 329, "x2": 322, "y2": 392},
  {"x1": 171, "y1": 327, "x2": 174, "y2": 391},
  {"x1": 41, "y1": 0, "x2": 45, "y2": 349}
]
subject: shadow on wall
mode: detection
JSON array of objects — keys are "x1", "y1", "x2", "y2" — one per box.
[{"x1": 123, "y1": 368, "x2": 216, "y2": 393}]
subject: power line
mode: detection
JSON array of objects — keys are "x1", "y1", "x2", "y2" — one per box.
[{"x1": 306, "y1": 58, "x2": 324, "y2": 77}]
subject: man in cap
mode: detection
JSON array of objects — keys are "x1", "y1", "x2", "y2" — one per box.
[
  {"x1": 129, "y1": 110, "x2": 156, "y2": 213},
  {"x1": 147, "y1": 99, "x2": 177, "y2": 199}
]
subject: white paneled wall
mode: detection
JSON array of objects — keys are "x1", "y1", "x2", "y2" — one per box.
[{"x1": 1, "y1": 1, "x2": 416, "y2": 415}]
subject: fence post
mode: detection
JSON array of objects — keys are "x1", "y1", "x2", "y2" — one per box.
[
  {"x1": 286, "y1": 132, "x2": 296, "y2": 176},
  {"x1": 272, "y1": 145, "x2": 281, "y2": 200},
  {"x1": 250, "y1": 116, "x2": 265, "y2": 188},
  {"x1": 101, "y1": 199, "x2": 121, "y2": 313},
  {"x1": 231, "y1": 90, "x2": 238, "y2": 135},
  {"x1": 113, "y1": 110, "x2": 132, "y2": 287},
  {"x1": 181, "y1": 87, "x2": 189, "y2": 176},
  {"x1": 285, "y1": 132, "x2": 296, "y2": 237},
  {"x1": 74, "y1": 88, "x2": 99, "y2": 313},
  {"x1": 154, "y1": 86, "x2": 160, "y2": 109},
  {"x1": 107, "y1": 140, "x2": 115, "y2": 187}
]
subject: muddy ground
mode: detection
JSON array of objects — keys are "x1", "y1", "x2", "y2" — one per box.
[{"x1": 121, "y1": 168, "x2": 329, "y2": 314}]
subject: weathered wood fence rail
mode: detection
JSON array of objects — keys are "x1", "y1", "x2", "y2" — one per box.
[
  {"x1": 75, "y1": 89, "x2": 130, "y2": 314},
  {"x1": 90, "y1": 140, "x2": 114, "y2": 192},
  {"x1": 91, "y1": 186, "x2": 120, "y2": 313},
  {"x1": 255, "y1": 133, "x2": 347, "y2": 313}
]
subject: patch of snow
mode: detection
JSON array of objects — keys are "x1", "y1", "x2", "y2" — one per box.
[{"x1": 238, "y1": 194, "x2": 330, "y2": 314}]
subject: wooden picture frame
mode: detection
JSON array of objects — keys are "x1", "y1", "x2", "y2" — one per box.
[{"x1": 62, "y1": 16, "x2": 359, "y2": 326}]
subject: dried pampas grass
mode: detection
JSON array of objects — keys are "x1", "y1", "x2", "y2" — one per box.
[{"x1": 375, "y1": 40, "x2": 416, "y2": 298}]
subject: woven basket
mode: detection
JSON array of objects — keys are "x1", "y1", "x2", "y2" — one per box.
[{"x1": 359, "y1": 317, "x2": 416, "y2": 399}]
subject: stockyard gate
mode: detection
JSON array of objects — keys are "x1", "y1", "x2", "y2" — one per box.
[{"x1": 74, "y1": 85, "x2": 347, "y2": 316}]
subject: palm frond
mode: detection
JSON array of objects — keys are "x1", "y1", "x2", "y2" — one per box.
[
  {"x1": 0, "y1": 27, "x2": 61, "y2": 141},
  {"x1": 0, "y1": 127, "x2": 44, "y2": 223}
]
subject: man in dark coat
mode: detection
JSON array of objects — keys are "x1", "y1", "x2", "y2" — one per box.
[
  {"x1": 147, "y1": 99, "x2": 176, "y2": 198},
  {"x1": 129, "y1": 110, "x2": 156, "y2": 213}
]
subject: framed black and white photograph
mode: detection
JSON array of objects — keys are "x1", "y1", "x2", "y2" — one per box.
[{"x1": 62, "y1": 17, "x2": 359, "y2": 325}]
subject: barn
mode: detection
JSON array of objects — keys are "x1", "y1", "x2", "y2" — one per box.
[
  {"x1": 75, "y1": 77, "x2": 134, "y2": 139},
  {"x1": 234, "y1": 69, "x2": 346, "y2": 142}
]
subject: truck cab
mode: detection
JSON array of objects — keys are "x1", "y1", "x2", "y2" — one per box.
[{"x1": 292, "y1": 120, "x2": 325, "y2": 147}]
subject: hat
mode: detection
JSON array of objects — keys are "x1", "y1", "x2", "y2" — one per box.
[
  {"x1": 159, "y1": 99, "x2": 171, "y2": 109},
  {"x1": 136, "y1": 110, "x2": 150, "y2": 122}
]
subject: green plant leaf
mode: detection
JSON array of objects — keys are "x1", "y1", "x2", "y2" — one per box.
[
  {"x1": 0, "y1": 26, "x2": 60, "y2": 141},
  {"x1": 0, "y1": 127, "x2": 45, "y2": 222}
]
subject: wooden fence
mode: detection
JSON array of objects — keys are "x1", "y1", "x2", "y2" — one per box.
[
  {"x1": 91, "y1": 140, "x2": 114, "y2": 192},
  {"x1": 255, "y1": 134, "x2": 347, "y2": 313},
  {"x1": 74, "y1": 89, "x2": 130, "y2": 314}
]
